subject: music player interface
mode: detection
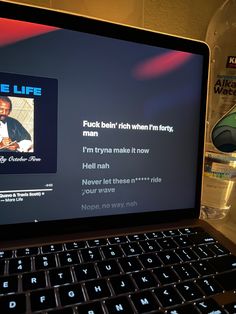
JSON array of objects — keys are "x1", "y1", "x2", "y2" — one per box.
[{"x1": 0, "y1": 19, "x2": 204, "y2": 225}]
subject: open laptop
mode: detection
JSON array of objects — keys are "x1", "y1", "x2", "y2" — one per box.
[{"x1": 0, "y1": 1, "x2": 236, "y2": 313}]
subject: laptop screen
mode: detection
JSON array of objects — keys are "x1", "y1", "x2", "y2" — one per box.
[{"x1": 0, "y1": 5, "x2": 208, "y2": 228}]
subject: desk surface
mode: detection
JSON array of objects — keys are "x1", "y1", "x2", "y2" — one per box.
[{"x1": 204, "y1": 210, "x2": 236, "y2": 245}]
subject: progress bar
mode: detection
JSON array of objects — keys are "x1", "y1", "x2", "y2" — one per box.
[{"x1": 0, "y1": 189, "x2": 53, "y2": 193}]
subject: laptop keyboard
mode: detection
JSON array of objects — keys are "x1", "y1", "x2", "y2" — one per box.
[{"x1": 0, "y1": 227, "x2": 236, "y2": 313}]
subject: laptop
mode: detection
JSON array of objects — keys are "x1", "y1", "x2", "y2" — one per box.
[{"x1": 0, "y1": 1, "x2": 236, "y2": 313}]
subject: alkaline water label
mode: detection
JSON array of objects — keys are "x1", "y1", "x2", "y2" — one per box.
[{"x1": 226, "y1": 56, "x2": 236, "y2": 69}]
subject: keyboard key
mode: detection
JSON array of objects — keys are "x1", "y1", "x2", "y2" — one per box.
[
  {"x1": 108, "y1": 236, "x2": 128, "y2": 244},
  {"x1": 49, "y1": 267, "x2": 73, "y2": 286},
  {"x1": 173, "y1": 236, "x2": 192, "y2": 248},
  {"x1": 80, "y1": 248, "x2": 102, "y2": 262},
  {"x1": 208, "y1": 255, "x2": 236, "y2": 273},
  {"x1": 173, "y1": 263, "x2": 199, "y2": 280},
  {"x1": 139, "y1": 239, "x2": 161, "y2": 253},
  {"x1": 132, "y1": 270, "x2": 158, "y2": 289},
  {"x1": 145, "y1": 231, "x2": 164, "y2": 239},
  {"x1": 179, "y1": 227, "x2": 195, "y2": 235},
  {"x1": 8, "y1": 257, "x2": 31, "y2": 274},
  {"x1": 97, "y1": 259, "x2": 121, "y2": 277},
  {"x1": 185, "y1": 227, "x2": 204, "y2": 234},
  {"x1": 187, "y1": 232, "x2": 216, "y2": 245},
  {"x1": 84, "y1": 279, "x2": 111, "y2": 300},
  {"x1": 127, "y1": 233, "x2": 147, "y2": 241},
  {"x1": 58, "y1": 283, "x2": 84, "y2": 306},
  {"x1": 215, "y1": 270, "x2": 236, "y2": 291},
  {"x1": 109, "y1": 275, "x2": 136, "y2": 295},
  {"x1": 74, "y1": 263, "x2": 97, "y2": 281},
  {"x1": 138, "y1": 253, "x2": 162, "y2": 268},
  {"x1": 88, "y1": 238, "x2": 108, "y2": 247},
  {"x1": 175, "y1": 248, "x2": 198, "y2": 262},
  {"x1": 176, "y1": 281, "x2": 203, "y2": 301},
  {"x1": 42, "y1": 243, "x2": 63, "y2": 253},
  {"x1": 58, "y1": 250, "x2": 80, "y2": 266},
  {"x1": 118, "y1": 257, "x2": 142, "y2": 273},
  {"x1": 163, "y1": 229, "x2": 181, "y2": 237},
  {"x1": 196, "y1": 298, "x2": 224, "y2": 313},
  {"x1": 16, "y1": 247, "x2": 39, "y2": 257},
  {"x1": 30, "y1": 288, "x2": 56, "y2": 311},
  {"x1": 166, "y1": 303, "x2": 199, "y2": 314},
  {"x1": 153, "y1": 266, "x2": 179, "y2": 285},
  {"x1": 208, "y1": 243, "x2": 229, "y2": 256},
  {"x1": 192, "y1": 260, "x2": 215, "y2": 276},
  {"x1": 35, "y1": 254, "x2": 57, "y2": 270},
  {"x1": 101, "y1": 245, "x2": 123, "y2": 259},
  {"x1": 0, "y1": 293, "x2": 26, "y2": 313},
  {"x1": 121, "y1": 243, "x2": 142, "y2": 256},
  {"x1": 105, "y1": 296, "x2": 133, "y2": 313},
  {"x1": 157, "y1": 238, "x2": 178, "y2": 250},
  {"x1": 192, "y1": 245, "x2": 215, "y2": 259},
  {"x1": 65, "y1": 241, "x2": 86, "y2": 250},
  {"x1": 77, "y1": 301, "x2": 103, "y2": 314},
  {"x1": 154, "y1": 286, "x2": 183, "y2": 307},
  {"x1": 131, "y1": 291, "x2": 159, "y2": 313},
  {"x1": 158, "y1": 250, "x2": 181, "y2": 265},
  {"x1": 196, "y1": 277, "x2": 222, "y2": 296},
  {"x1": 22, "y1": 271, "x2": 46, "y2": 291},
  {"x1": 0, "y1": 275, "x2": 18, "y2": 294},
  {"x1": 0, "y1": 250, "x2": 13, "y2": 259}
]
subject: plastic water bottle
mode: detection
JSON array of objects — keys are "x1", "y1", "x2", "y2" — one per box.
[{"x1": 201, "y1": 0, "x2": 236, "y2": 219}]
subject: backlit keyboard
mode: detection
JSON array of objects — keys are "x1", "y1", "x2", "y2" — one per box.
[{"x1": 0, "y1": 227, "x2": 236, "y2": 313}]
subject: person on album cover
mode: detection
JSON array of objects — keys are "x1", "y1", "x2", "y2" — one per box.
[{"x1": 0, "y1": 96, "x2": 32, "y2": 152}]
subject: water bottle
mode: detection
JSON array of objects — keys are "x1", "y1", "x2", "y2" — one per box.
[{"x1": 201, "y1": 0, "x2": 236, "y2": 219}]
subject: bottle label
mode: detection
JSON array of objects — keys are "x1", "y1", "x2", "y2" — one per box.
[
  {"x1": 204, "y1": 150, "x2": 236, "y2": 180},
  {"x1": 214, "y1": 75, "x2": 236, "y2": 95},
  {"x1": 211, "y1": 60, "x2": 236, "y2": 154},
  {"x1": 226, "y1": 56, "x2": 236, "y2": 69}
]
